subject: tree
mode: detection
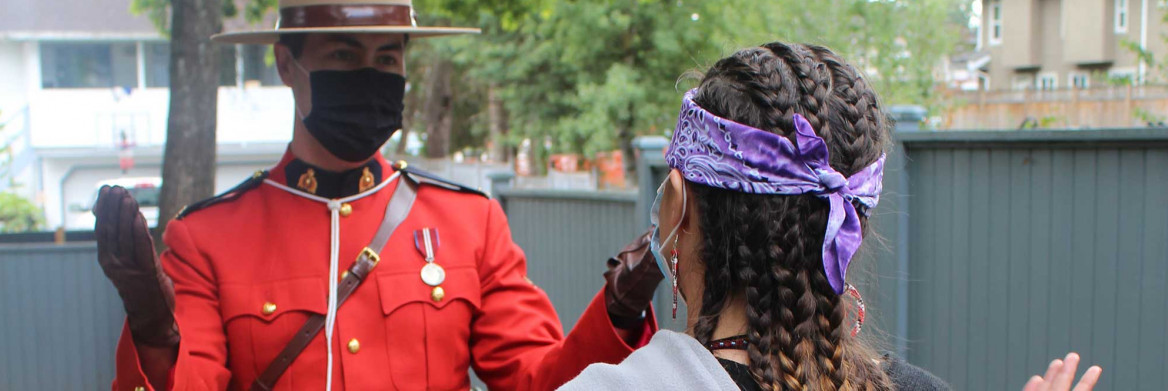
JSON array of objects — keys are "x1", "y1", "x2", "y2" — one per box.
[
  {"x1": 433, "y1": 0, "x2": 734, "y2": 179},
  {"x1": 132, "y1": 0, "x2": 228, "y2": 247},
  {"x1": 723, "y1": 0, "x2": 968, "y2": 112},
  {"x1": 407, "y1": 0, "x2": 543, "y2": 160},
  {"x1": 1122, "y1": 10, "x2": 1168, "y2": 124},
  {"x1": 0, "y1": 113, "x2": 44, "y2": 233},
  {"x1": 402, "y1": 0, "x2": 967, "y2": 180},
  {"x1": 0, "y1": 192, "x2": 44, "y2": 233}
]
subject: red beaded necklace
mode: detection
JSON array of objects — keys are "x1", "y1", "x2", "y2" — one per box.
[{"x1": 706, "y1": 335, "x2": 750, "y2": 351}]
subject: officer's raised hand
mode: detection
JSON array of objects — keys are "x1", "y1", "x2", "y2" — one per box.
[
  {"x1": 604, "y1": 229, "x2": 663, "y2": 328},
  {"x1": 94, "y1": 185, "x2": 179, "y2": 347}
]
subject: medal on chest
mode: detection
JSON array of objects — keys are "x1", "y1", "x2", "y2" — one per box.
[{"x1": 414, "y1": 228, "x2": 446, "y2": 286}]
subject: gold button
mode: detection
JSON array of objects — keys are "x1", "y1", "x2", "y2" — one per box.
[
  {"x1": 262, "y1": 302, "x2": 277, "y2": 315},
  {"x1": 395, "y1": 160, "x2": 408, "y2": 170},
  {"x1": 134, "y1": 387, "x2": 146, "y2": 391},
  {"x1": 339, "y1": 203, "x2": 353, "y2": 217},
  {"x1": 340, "y1": 270, "x2": 350, "y2": 280},
  {"x1": 347, "y1": 338, "x2": 360, "y2": 354},
  {"x1": 431, "y1": 286, "x2": 445, "y2": 302}
]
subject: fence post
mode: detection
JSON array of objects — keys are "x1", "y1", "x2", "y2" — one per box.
[
  {"x1": 632, "y1": 136, "x2": 669, "y2": 231},
  {"x1": 486, "y1": 170, "x2": 515, "y2": 210}
]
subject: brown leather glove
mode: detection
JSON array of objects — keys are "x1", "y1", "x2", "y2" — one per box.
[
  {"x1": 604, "y1": 229, "x2": 663, "y2": 327},
  {"x1": 95, "y1": 185, "x2": 179, "y2": 347}
]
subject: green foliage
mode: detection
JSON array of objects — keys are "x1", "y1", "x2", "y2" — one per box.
[
  {"x1": 130, "y1": 0, "x2": 172, "y2": 34},
  {"x1": 130, "y1": 0, "x2": 969, "y2": 160},
  {"x1": 404, "y1": 0, "x2": 968, "y2": 157},
  {"x1": 129, "y1": 0, "x2": 247, "y2": 35},
  {"x1": 1135, "y1": 107, "x2": 1166, "y2": 125},
  {"x1": 0, "y1": 192, "x2": 43, "y2": 233}
]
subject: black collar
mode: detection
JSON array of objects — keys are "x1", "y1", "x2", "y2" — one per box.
[{"x1": 283, "y1": 158, "x2": 383, "y2": 199}]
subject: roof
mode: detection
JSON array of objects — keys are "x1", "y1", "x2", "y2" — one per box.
[
  {"x1": 0, "y1": 0, "x2": 158, "y2": 40},
  {"x1": 0, "y1": 0, "x2": 276, "y2": 41}
]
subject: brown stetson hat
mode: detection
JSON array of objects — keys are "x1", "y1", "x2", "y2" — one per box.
[{"x1": 211, "y1": 0, "x2": 480, "y2": 44}]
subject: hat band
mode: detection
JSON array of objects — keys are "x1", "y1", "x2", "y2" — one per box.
[{"x1": 277, "y1": 4, "x2": 414, "y2": 29}]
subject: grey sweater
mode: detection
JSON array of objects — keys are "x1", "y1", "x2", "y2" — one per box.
[
  {"x1": 558, "y1": 330, "x2": 740, "y2": 391},
  {"x1": 559, "y1": 330, "x2": 951, "y2": 391}
]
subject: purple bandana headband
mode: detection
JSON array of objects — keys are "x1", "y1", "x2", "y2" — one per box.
[{"x1": 666, "y1": 89, "x2": 885, "y2": 294}]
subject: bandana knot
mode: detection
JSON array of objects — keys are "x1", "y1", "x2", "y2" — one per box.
[{"x1": 665, "y1": 89, "x2": 885, "y2": 294}]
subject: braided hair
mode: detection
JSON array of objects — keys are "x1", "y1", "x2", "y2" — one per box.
[{"x1": 687, "y1": 42, "x2": 891, "y2": 391}]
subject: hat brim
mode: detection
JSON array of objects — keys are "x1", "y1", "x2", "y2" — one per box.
[{"x1": 211, "y1": 26, "x2": 481, "y2": 44}]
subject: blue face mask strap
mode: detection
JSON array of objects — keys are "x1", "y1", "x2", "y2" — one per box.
[
  {"x1": 291, "y1": 59, "x2": 311, "y2": 120},
  {"x1": 660, "y1": 179, "x2": 687, "y2": 252}
]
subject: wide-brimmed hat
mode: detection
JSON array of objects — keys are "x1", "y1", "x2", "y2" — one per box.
[{"x1": 211, "y1": 0, "x2": 480, "y2": 44}]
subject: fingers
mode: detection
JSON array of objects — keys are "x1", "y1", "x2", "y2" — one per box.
[
  {"x1": 1038, "y1": 358, "x2": 1063, "y2": 391},
  {"x1": 94, "y1": 185, "x2": 110, "y2": 217},
  {"x1": 131, "y1": 207, "x2": 157, "y2": 271},
  {"x1": 94, "y1": 186, "x2": 111, "y2": 243},
  {"x1": 1023, "y1": 375, "x2": 1043, "y2": 391},
  {"x1": 97, "y1": 186, "x2": 125, "y2": 251},
  {"x1": 117, "y1": 191, "x2": 140, "y2": 260},
  {"x1": 1050, "y1": 353, "x2": 1080, "y2": 391},
  {"x1": 1072, "y1": 366, "x2": 1102, "y2": 391}
]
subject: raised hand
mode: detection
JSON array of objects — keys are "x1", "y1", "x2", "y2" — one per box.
[
  {"x1": 1022, "y1": 353, "x2": 1102, "y2": 391},
  {"x1": 604, "y1": 229, "x2": 662, "y2": 324},
  {"x1": 95, "y1": 185, "x2": 179, "y2": 347}
]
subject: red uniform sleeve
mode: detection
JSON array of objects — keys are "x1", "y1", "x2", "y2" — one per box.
[
  {"x1": 111, "y1": 219, "x2": 232, "y2": 391},
  {"x1": 469, "y1": 201, "x2": 658, "y2": 391}
]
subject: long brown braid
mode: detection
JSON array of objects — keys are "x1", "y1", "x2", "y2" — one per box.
[{"x1": 687, "y1": 42, "x2": 891, "y2": 391}]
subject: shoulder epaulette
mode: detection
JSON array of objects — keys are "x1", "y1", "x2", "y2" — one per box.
[
  {"x1": 176, "y1": 170, "x2": 269, "y2": 220},
  {"x1": 398, "y1": 164, "x2": 487, "y2": 198}
]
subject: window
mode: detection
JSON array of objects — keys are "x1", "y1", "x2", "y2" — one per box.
[
  {"x1": 144, "y1": 42, "x2": 170, "y2": 88},
  {"x1": 1037, "y1": 73, "x2": 1058, "y2": 91},
  {"x1": 1070, "y1": 72, "x2": 1090, "y2": 89},
  {"x1": 40, "y1": 42, "x2": 138, "y2": 88},
  {"x1": 989, "y1": 2, "x2": 1003, "y2": 45},
  {"x1": 140, "y1": 44, "x2": 260, "y2": 87},
  {"x1": 1116, "y1": 0, "x2": 1128, "y2": 33}
]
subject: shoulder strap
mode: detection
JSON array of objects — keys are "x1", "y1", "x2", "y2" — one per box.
[
  {"x1": 177, "y1": 170, "x2": 269, "y2": 220},
  {"x1": 250, "y1": 175, "x2": 419, "y2": 391},
  {"x1": 399, "y1": 166, "x2": 488, "y2": 198}
]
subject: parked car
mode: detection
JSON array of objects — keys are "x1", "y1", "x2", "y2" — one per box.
[{"x1": 69, "y1": 177, "x2": 161, "y2": 230}]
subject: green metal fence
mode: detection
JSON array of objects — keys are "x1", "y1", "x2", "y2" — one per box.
[{"x1": 3, "y1": 128, "x2": 1167, "y2": 390}]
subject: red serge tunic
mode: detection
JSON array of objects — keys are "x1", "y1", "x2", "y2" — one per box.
[{"x1": 110, "y1": 151, "x2": 656, "y2": 391}]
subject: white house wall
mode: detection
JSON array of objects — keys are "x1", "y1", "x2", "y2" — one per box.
[
  {"x1": 0, "y1": 40, "x2": 26, "y2": 111},
  {"x1": 27, "y1": 86, "x2": 294, "y2": 149}
]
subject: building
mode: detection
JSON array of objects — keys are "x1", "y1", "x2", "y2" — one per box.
[
  {"x1": 978, "y1": 0, "x2": 1168, "y2": 91},
  {"x1": 0, "y1": 0, "x2": 291, "y2": 230}
]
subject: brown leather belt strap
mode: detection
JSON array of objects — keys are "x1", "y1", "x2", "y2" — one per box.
[{"x1": 251, "y1": 175, "x2": 418, "y2": 391}]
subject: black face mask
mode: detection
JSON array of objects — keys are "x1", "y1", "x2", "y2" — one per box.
[{"x1": 297, "y1": 66, "x2": 406, "y2": 162}]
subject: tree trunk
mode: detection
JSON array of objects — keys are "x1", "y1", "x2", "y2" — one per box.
[
  {"x1": 487, "y1": 84, "x2": 509, "y2": 163},
  {"x1": 156, "y1": 0, "x2": 221, "y2": 249},
  {"x1": 422, "y1": 58, "x2": 453, "y2": 159},
  {"x1": 618, "y1": 102, "x2": 637, "y2": 187},
  {"x1": 396, "y1": 79, "x2": 420, "y2": 155}
]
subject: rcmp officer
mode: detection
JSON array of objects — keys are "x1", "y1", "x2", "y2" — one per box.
[{"x1": 93, "y1": 1, "x2": 664, "y2": 390}]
